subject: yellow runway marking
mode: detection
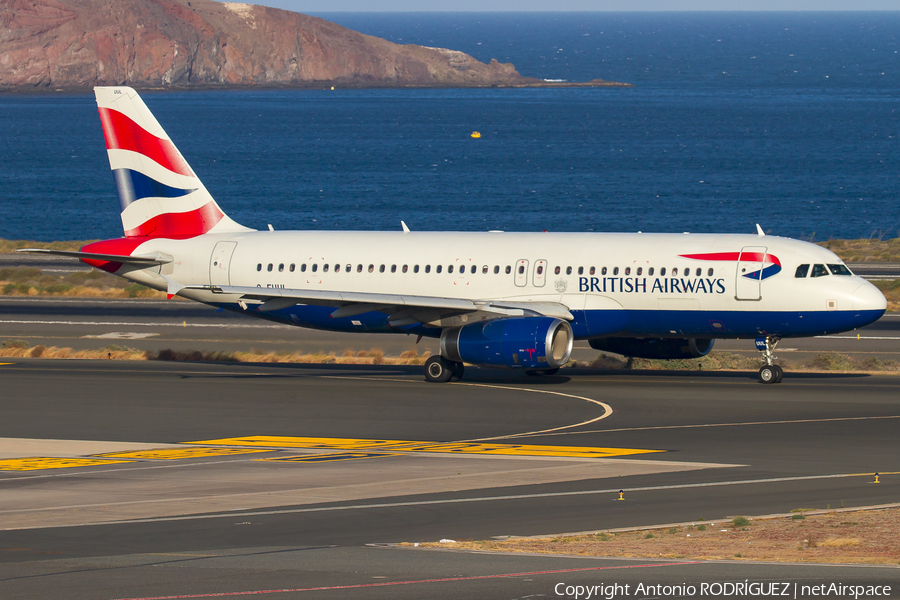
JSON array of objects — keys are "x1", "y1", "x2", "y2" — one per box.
[
  {"x1": 0, "y1": 363, "x2": 14, "y2": 366},
  {"x1": 190, "y1": 436, "x2": 661, "y2": 459},
  {"x1": 260, "y1": 452, "x2": 400, "y2": 464},
  {"x1": 93, "y1": 447, "x2": 271, "y2": 460},
  {"x1": 0, "y1": 457, "x2": 134, "y2": 471}
]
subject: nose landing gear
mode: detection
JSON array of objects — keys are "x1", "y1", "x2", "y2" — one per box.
[{"x1": 756, "y1": 336, "x2": 784, "y2": 384}]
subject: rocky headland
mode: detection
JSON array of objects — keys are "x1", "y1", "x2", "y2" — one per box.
[{"x1": 0, "y1": 0, "x2": 631, "y2": 89}]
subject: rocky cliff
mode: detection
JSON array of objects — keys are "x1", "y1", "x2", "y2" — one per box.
[{"x1": 0, "y1": 0, "x2": 546, "y2": 88}]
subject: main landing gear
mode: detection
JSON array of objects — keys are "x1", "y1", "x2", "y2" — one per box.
[
  {"x1": 756, "y1": 335, "x2": 784, "y2": 384},
  {"x1": 424, "y1": 355, "x2": 465, "y2": 383}
]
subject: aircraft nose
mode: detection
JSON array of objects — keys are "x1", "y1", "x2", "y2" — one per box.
[{"x1": 851, "y1": 281, "x2": 887, "y2": 312}]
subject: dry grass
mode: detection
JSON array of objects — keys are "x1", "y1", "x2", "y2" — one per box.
[
  {"x1": 0, "y1": 340, "x2": 431, "y2": 365},
  {"x1": 819, "y1": 237, "x2": 900, "y2": 263},
  {"x1": 411, "y1": 506, "x2": 900, "y2": 565},
  {"x1": 0, "y1": 266, "x2": 165, "y2": 299},
  {"x1": 571, "y1": 351, "x2": 900, "y2": 373}
]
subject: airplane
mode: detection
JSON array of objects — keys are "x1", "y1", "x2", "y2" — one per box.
[{"x1": 19, "y1": 86, "x2": 887, "y2": 384}]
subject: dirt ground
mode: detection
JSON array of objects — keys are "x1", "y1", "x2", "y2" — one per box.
[{"x1": 414, "y1": 505, "x2": 900, "y2": 565}]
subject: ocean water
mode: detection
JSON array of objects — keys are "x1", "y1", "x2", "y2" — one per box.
[{"x1": 1, "y1": 12, "x2": 898, "y2": 242}]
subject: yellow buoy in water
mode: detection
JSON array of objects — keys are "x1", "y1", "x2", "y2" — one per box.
[{"x1": 470, "y1": 131, "x2": 481, "y2": 138}]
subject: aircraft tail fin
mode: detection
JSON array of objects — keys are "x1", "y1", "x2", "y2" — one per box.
[{"x1": 94, "y1": 86, "x2": 252, "y2": 239}]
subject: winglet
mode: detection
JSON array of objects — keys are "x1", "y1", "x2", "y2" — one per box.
[
  {"x1": 756, "y1": 224, "x2": 765, "y2": 237},
  {"x1": 401, "y1": 221, "x2": 410, "y2": 233},
  {"x1": 160, "y1": 274, "x2": 187, "y2": 299}
]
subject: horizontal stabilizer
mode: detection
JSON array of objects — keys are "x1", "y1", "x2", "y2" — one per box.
[{"x1": 16, "y1": 248, "x2": 172, "y2": 265}]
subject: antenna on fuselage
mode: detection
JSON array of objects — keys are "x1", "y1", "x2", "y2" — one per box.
[
  {"x1": 401, "y1": 221, "x2": 410, "y2": 233},
  {"x1": 756, "y1": 224, "x2": 765, "y2": 237}
]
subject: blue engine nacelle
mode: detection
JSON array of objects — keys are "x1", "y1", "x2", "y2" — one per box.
[
  {"x1": 589, "y1": 337, "x2": 714, "y2": 360},
  {"x1": 440, "y1": 317, "x2": 574, "y2": 369}
]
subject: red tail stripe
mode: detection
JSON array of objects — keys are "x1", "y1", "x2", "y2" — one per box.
[
  {"x1": 124, "y1": 201, "x2": 225, "y2": 238},
  {"x1": 99, "y1": 108, "x2": 194, "y2": 178},
  {"x1": 679, "y1": 252, "x2": 781, "y2": 266}
]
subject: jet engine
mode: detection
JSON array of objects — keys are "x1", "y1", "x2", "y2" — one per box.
[
  {"x1": 440, "y1": 317, "x2": 574, "y2": 369},
  {"x1": 589, "y1": 337, "x2": 714, "y2": 360}
]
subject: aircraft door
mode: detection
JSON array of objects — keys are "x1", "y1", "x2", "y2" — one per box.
[
  {"x1": 533, "y1": 259, "x2": 547, "y2": 287},
  {"x1": 735, "y1": 246, "x2": 767, "y2": 301},
  {"x1": 514, "y1": 259, "x2": 529, "y2": 287},
  {"x1": 209, "y1": 241, "x2": 237, "y2": 286}
]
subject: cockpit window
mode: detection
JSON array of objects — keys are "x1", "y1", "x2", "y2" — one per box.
[
  {"x1": 795, "y1": 264, "x2": 810, "y2": 278},
  {"x1": 827, "y1": 264, "x2": 853, "y2": 276},
  {"x1": 811, "y1": 264, "x2": 829, "y2": 278}
]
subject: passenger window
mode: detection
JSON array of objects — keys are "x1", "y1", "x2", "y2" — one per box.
[
  {"x1": 449, "y1": 265, "x2": 454, "y2": 274},
  {"x1": 795, "y1": 264, "x2": 810, "y2": 278},
  {"x1": 648, "y1": 267, "x2": 654, "y2": 276},
  {"x1": 494, "y1": 266, "x2": 500, "y2": 274},
  {"x1": 368, "y1": 264, "x2": 374, "y2": 273},
  {"x1": 482, "y1": 265, "x2": 488, "y2": 274},
  {"x1": 257, "y1": 263, "x2": 262, "y2": 272},
  {"x1": 414, "y1": 265, "x2": 419, "y2": 273},
  {"x1": 613, "y1": 267, "x2": 619, "y2": 276},
  {"x1": 426, "y1": 265, "x2": 431, "y2": 273},
  {"x1": 601, "y1": 267, "x2": 607, "y2": 276},
  {"x1": 505, "y1": 266, "x2": 511, "y2": 274},
  {"x1": 390, "y1": 265, "x2": 397, "y2": 273},
  {"x1": 379, "y1": 265, "x2": 385, "y2": 273},
  {"x1": 357, "y1": 264, "x2": 363, "y2": 273},
  {"x1": 335, "y1": 264, "x2": 341, "y2": 272},
  {"x1": 323, "y1": 264, "x2": 329, "y2": 272},
  {"x1": 636, "y1": 267, "x2": 642, "y2": 276},
  {"x1": 290, "y1": 264, "x2": 295, "y2": 272},
  {"x1": 590, "y1": 266, "x2": 595, "y2": 275},
  {"x1": 566, "y1": 267, "x2": 572, "y2": 275},
  {"x1": 311, "y1": 264, "x2": 317, "y2": 272},
  {"x1": 518, "y1": 265, "x2": 525, "y2": 274},
  {"x1": 345, "y1": 264, "x2": 351, "y2": 272},
  {"x1": 827, "y1": 264, "x2": 852, "y2": 276},
  {"x1": 301, "y1": 264, "x2": 307, "y2": 273},
  {"x1": 625, "y1": 267, "x2": 631, "y2": 276},
  {"x1": 278, "y1": 264, "x2": 284, "y2": 272},
  {"x1": 578, "y1": 267, "x2": 584, "y2": 275},
  {"x1": 707, "y1": 268, "x2": 713, "y2": 276},
  {"x1": 437, "y1": 265, "x2": 442, "y2": 273},
  {"x1": 471, "y1": 265, "x2": 477, "y2": 274},
  {"x1": 267, "y1": 263, "x2": 273, "y2": 272},
  {"x1": 672, "y1": 267, "x2": 678, "y2": 276},
  {"x1": 696, "y1": 268, "x2": 702, "y2": 277},
  {"x1": 402, "y1": 265, "x2": 408, "y2": 273},
  {"x1": 811, "y1": 264, "x2": 829, "y2": 278},
  {"x1": 554, "y1": 266, "x2": 561, "y2": 275},
  {"x1": 537, "y1": 266, "x2": 544, "y2": 275}
]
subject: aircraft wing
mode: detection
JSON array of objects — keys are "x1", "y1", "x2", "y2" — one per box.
[{"x1": 187, "y1": 284, "x2": 573, "y2": 325}]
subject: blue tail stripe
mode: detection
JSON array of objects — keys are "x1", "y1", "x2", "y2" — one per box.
[{"x1": 112, "y1": 168, "x2": 197, "y2": 211}]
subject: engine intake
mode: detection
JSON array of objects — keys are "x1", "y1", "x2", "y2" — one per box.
[
  {"x1": 441, "y1": 317, "x2": 573, "y2": 369},
  {"x1": 589, "y1": 337, "x2": 714, "y2": 360}
]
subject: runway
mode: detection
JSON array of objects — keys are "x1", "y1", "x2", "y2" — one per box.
[
  {"x1": 1, "y1": 360, "x2": 898, "y2": 599},
  {"x1": 1, "y1": 296, "x2": 898, "y2": 364}
]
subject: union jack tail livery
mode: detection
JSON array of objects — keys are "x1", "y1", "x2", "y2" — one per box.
[{"x1": 95, "y1": 87, "x2": 250, "y2": 239}]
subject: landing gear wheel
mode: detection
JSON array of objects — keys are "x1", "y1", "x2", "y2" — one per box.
[
  {"x1": 773, "y1": 364, "x2": 784, "y2": 383},
  {"x1": 449, "y1": 361, "x2": 465, "y2": 382},
  {"x1": 525, "y1": 368, "x2": 560, "y2": 376},
  {"x1": 424, "y1": 356, "x2": 454, "y2": 383},
  {"x1": 758, "y1": 365, "x2": 778, "y2": 384}
]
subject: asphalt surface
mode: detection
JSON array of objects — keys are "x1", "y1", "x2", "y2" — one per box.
[
  {"x1": 1, "y1": 360, "x2": 899, "y2": 599},
  {"x1": 1, "y1": 296, "x2": 898, "y2": 365}
]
